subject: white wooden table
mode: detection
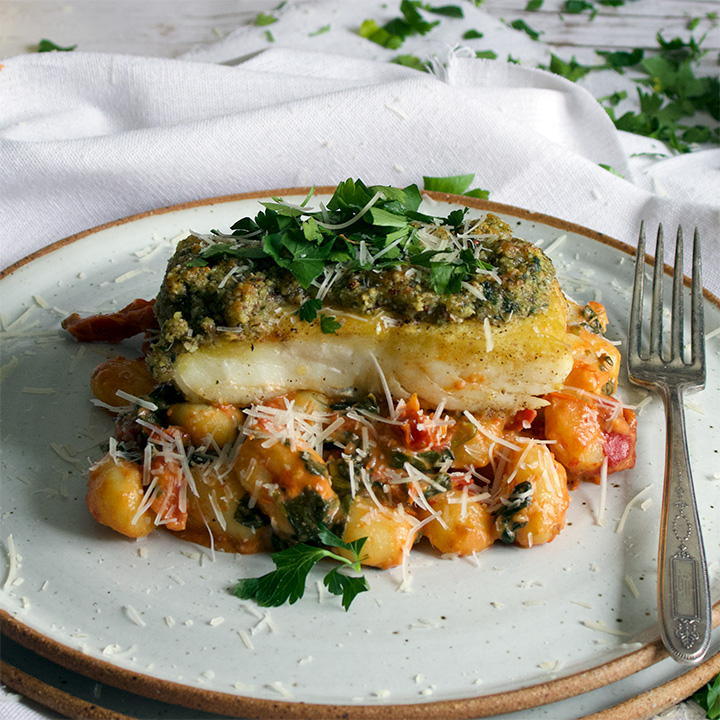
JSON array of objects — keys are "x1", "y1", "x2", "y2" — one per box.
[
  {"x1": 1, "y1": 0, "x2": 719, "y2": 66},
  {"x1": 0, "y1": 1, "x2": 718, "y2": 719}
]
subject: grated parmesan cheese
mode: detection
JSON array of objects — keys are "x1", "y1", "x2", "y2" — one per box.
[
  {"x1": 581, "y1": 619, "x2": 630, "y2": 636},
  {"x1": 3, "y1": 534, "x2": 17, "y2": 591},
  {"x1": 266, "y1": 681, "x2": 293, "y2": 698},
  {"x1": 624, "y1": 575, "x2": 640, "y2": 599},
  {"x1": 0, "y1": 355, "x2": 19, "y2": 383},
  {"x1": 237, "y1": 629, "x2": 254, "y2": 649},
  {"x1": 123, "y1": 605, "x2": 146, "y2": 627},
  {"x1": 483, "y1": 317, "x2": 494, "y2": 352},
  {"x1": 596, "y1": 457, "x2": 608, "y2": 527},
  {"x1": 116, "y1": 390, "x2": 158, "y2": 411},
  {"x1": 615, "y1": 484, "x2": 653, "y2": 534}
]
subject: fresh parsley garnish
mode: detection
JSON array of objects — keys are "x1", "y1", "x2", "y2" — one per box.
[
  {"x1": 391, "y1": 54, "x2": 431, "y2": 72},
  {"x1": 254, "y1": 12, "x2": 277, "y2": 26},
  {"x1": 295, "y1": 298, "x2": 322, "y2": 323},
  {"x1": 37, "y1": 39, "x2": 77, "y2": 52},
  {"x1": 233, "y1": 525, "x2": 369, "y2": 610},
  {"x1": 423, "y1": 4, "x2": 464, "y2": 19},
  {"x1": 319, "y1": 314, "x2": 342, "y2": 334},
  {"x1": 190, "y1": 178, "x2": 498, "y2": 329},
  {"x1": 562, "y1": 0, "x2": 598, "y2": 18},
  {"x1": 509, "y1": 19, "x2": 542, "y2": 41},
  {"x1": 692, "y1": 672, "x2": 720, "y2": 719},
  {"x1": 423, "y1": 173, "x2": 490, "y2": 199},
  {"x1": 540, "y1": 29, "x2": 719, "y2": 153},
  {"x1": 359, "y1": 0, "x2": 442, "y2": 49},
  {"x1": 598, "y1": 163, "x2": 624, "y2": 177},
  {"x1": 309, "y1": 24, "x2": 331, "y2": 36}
]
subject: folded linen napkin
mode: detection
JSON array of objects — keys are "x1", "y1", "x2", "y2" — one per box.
[{"x1": 1, "y1": 0, "x2": 718, "y2": 298}]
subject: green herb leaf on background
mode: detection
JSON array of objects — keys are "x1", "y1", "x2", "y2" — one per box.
[
  {"x1": 692, "y1": 672, "x2": 720, "y2": 719},
  {"x1": 309, "y1": 24, "x2": 331, "y2": 36},
  {"x1": 254, "y1": 12, "x2": 277, "y2": 26},
  {"x1": 38, "y1": 39, "x2": 77, "y2": 52},
  {"x1": 423, "y1": 174, "x2": 490, "y2": 199},
  {"x1": 509, "y1": 19, "x2": 542, "y2": 41}
]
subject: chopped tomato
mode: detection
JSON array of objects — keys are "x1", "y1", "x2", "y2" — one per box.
[
  {"x1": 506, "y1": 408, "x2": 537, "y2": 432},
  {"x1": 62, "y1": 298, "x2": 158, "y2": 343},
  {"x1": 393, "y1": 394, "x2": 449, "y2": 452},
  {"x1": 603, "y1": 408, "x2": 637, "y2": 473}
]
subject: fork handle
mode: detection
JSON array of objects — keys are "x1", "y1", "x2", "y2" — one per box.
[{"x1": 657, "y1": 384, "x2": 712, "y2": 664}]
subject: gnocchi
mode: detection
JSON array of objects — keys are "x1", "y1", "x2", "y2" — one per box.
[{"x1": 75, "y1": 287, "x2": 636, "y2": 577}]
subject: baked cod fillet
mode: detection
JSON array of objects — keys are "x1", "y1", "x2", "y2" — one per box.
[
  {"x1": 147, "y1": 182, "x2": 572, "y2": 413},
  {"x1": 167, "y1": 284, "x2": 570, "y2": 413}
]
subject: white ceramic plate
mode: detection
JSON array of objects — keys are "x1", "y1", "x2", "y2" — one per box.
[{"x1": 1, "y1": 190, "x2": 718, "y2": 719}]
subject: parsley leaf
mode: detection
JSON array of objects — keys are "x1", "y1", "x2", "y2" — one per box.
[
  {"x1": 423, "y1": 174, "x2": 490, "y2": 199},
  {"x1": 38, "y1": 39, "x2": 76, "y2": 52},
  {"x1": 423, "y1": 174, "x2": 474, "y2": 194},
  {"x1": 423, "y1": 4, "x2": 464, "y2": 18},
  {"x1": 309, "y1": 24, "x2": 331, "y2": 36},
  {"x1": 295, "y1": 298, "x2": 322, "y2": 323},
  {"x1": 596, "y1": 47, "x2": 643, "y2": 70},
  {"x1": 545, "y1": 54, "x2": 593, "y2": 82},
  {"x1": 526, "y1": 0, "x2": 544, "y2": 9},
  {"x1": 320, "y1": 314, "x2": 341, "y2": 334},
  {"x1": 359, "y1": 0, "x2": 440, "y2": 49},
  {"x1": 692, "y1": 672, "x2": 720, "y2": 719},
  {"x1": 462, "y1": 29, "x2": 483, "y2": 39},
  {"x1": 563, "y1": 0, "x2": 598, "y2": 17},
  {"x1": 599, "y1": 163, "x2": 624, "y2": 177},
  {"x1": 234, "y1": 525, "x2": 369, "y2": 610},
  {"x1": 391, "y1": 54, "x2": 431, "y2": 72},
  {"x1": 509, "y1": 19, "x2": 542, "y2": 41},
  {"x1": 254, "y1": 12, "x2": 277, "y2": 26}
]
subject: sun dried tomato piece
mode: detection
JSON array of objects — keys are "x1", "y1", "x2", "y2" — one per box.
[{"x1": 62, "y1": 298, "x2": 158, "y2": 343}]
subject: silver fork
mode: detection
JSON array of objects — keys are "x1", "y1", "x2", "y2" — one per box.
[{"x1": 628, "y1": 222, "x2": 711, "y2": 664}]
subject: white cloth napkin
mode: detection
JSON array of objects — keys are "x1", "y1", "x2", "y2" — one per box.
[
  {"x1": 1, "y1": 0, "x2": 719, "y2": 296},
  {"x1": 0, "y1": 1, "x2": 718, "y2": 718}
]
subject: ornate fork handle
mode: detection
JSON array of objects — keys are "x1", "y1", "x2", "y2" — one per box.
[{"x1": 657, "y1": 381, "x2": 711, "y2": 664}]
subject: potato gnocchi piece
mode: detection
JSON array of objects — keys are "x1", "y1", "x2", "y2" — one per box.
[
  {"x1": 86, "y1": 455, "x2": 154, "y2": 538},
  {"x1": 420, "y1": 490, "x2": 495, "y2": 556},
  {"x1": 340, "y1": 497, "x2": 418, "y2": 570}
]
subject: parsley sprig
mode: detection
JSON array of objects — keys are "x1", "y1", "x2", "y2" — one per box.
[
  {"x1": 234, "y1": 525, "x2": 369, "y2": 610},
  {"x1": 359, "y1": 0, "x2": 463, "y2": 49},
  {"x1": 693, "y1": 672, "x2": 720, "y2": 719},
  {"x1": 542, "y1": 32, "x2": 719, "y2": 152}
]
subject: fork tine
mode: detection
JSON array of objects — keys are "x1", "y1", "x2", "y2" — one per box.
[
  {"x1": 691, "y1": 228, "x2": 705, "y2": 373},
  {"x1": 671, "y1": 227, "x2": 684, "y2": 359},
  {"x1": 629, "y1": 221, "x2": 646, "y2": 361},
  {"x1": 650, "y1": 224, "x2": 665, "y2": 357}
]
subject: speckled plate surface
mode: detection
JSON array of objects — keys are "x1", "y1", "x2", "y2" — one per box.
[{"x1": 1, "y1": 189, "x2": 718, "y2": 719}]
